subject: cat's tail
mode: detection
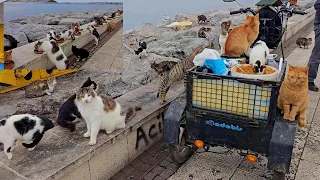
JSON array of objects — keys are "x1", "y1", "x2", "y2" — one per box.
[
  {"x1": 57, "y1": 119, "x2": 76, "y2": 132},
  {"x1": 125, "y1": 106, "x2": 142, "y2": 122}
]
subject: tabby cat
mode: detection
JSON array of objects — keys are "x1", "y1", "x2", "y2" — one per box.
[
  {"x1": 157, "y1": 46, "x2": 206, "y2": 104},
  {"x1": 25, "y1": 77, "x2": 57, "y2": 98},
  {"x1": 150, "y1": 61, "x2": 178, "y2": 76},
  {"x1": 277, "y1": 65, "x2": 309, "y2": 127},
  {"x1": 224, "y1": 14, "x2": 260, "y2": 56},
  {"x1": 296, "y1": 38, "x2": 312, "y2": 49},
  {"x1": 198, "y1": 27, "x2": 211, "y2": 38}
]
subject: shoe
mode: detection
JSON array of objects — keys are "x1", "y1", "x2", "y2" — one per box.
[{"x1": 309, "y1": 82, "x2": 319, "y2": 92}]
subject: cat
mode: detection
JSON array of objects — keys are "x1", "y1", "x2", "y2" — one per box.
[
  {"x1": 4, "y1": 34, "x2": 19, "y2": 51},
  {"x1": 224, "y1": 14, "x2": 260, "y2": 56},
  {"x1": 71, "y1": 21, "x2": 82, "y2": 36},
  {"x1": 107, "y1": 23, "x2": 116, "y2": 32},
  {"x1": 157, "y1": 46, "x2": 206, "y2": 104},
  {"x1": 296, "y1": 38, "x2": 312, "y2": 49},
  {"x1": 94, "y1": 16, "x2": 103, "y2": 26},
  {"x1": 0, "y1": 114, "x2": 54, "y2": 159},
  {"x1": 117, "y1": 9, "x2": 123, "y2": 15},
  {"x1": 111, "y1": 12, "x2": 116, "y2": 19},
  {"x1": 72, "y1": 45, "x2": 90, "y2": 61},
  {"x1": 198, "y1": 27, "x2": 211, "y2": 38},
  {"x1": 57, "y1": 77, "x2": 98, "y2": 132},
  {"x1": 25, "y1": 77, "x2": 57, "y2": 98},
  {"x1": 150, "y1": 61, "x2": 177, "y2": 76},
  {"x1": 34, "y1": 40, "x2": 69, "y2": 69},
  {"x1": 278, "y1": 65, "x2": 309, "y2": 127},
  {"x1": 59, "y1": 30, "x2": 75, "y2": 41},
  {"x1": 75, "y1": 86, "x2": 142, "y2": 145},
  {"x1": 4, "y1": 50, "x2": 14, "y2": 69},
  {"x1": 249, "y1": 40, "x2": 269, "y2": 74},
  {"x1": 46, "y1": 30, "x2": 59, "y2": 41},
  {"x1": 219, "y1": 20, "x2": 232, "y2": 55},
  {"x1": 87, "y1": 25, "x2": 100, "y2": 46},
  {"x1": 135, "y1": 41, "x2": 148, "y2": 59},
  {"x1": 198, "y1": 15, "x2": 208, "y2": 23}
]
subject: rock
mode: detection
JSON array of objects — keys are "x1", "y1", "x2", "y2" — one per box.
[
  {"x1": 122, "y1": 53, "x2": 180, "y2": 86},
  {"x1": 159, "y1": 15, "x2": 172, "y2": 27},
  {"x1": 20, "y1": 24, "x2": 68, "y2": 42},
  {"x1": 58, "y1": 18, "x2": 88, "y2": 25},
  {"x1": 4, "y1": 22, "x2": 29, "y2": 46}
]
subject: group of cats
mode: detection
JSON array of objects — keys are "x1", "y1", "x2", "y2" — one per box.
[
  {"x1": 0, "y1": 77, "x2": 141, "y2": 160},
  {"x1": 32, "y1": 10, "x2": 120, "y2": 70},
  {"x1": 150, "y1": 13, "x2": 309, "y2": 128}
]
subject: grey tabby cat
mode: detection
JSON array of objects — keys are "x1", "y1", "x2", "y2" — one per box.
[
  {"x1": 296, "y1": 37, "x2": 312, "y2": 49},
  {"x1": 150, "y1": 61, "x2": 177, "y2": 76},
  {"x1": 25, "y1": 77, "x2": 57, "y2": 98},
  {"x1": 157, "y1": 46, "x2": 206, "y2": 104}
]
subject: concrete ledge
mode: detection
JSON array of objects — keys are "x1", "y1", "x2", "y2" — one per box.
[
  {"x1": 0, "y1": 79, "x2": 184, "y2": 180},
  {"x1": 11, "y1": 16, "x2": 123, "y2": 70},
  {"x1": 282, "y1": 7, "x2": 315, "y2": 42}
]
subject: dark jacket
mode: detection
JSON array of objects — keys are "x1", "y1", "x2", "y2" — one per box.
[{"x1": 315, "y1": 0, "x2": 320, "y2": 26}]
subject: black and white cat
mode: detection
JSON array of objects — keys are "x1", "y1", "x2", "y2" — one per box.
[
  {"x1": 87, "y1": 25, "x2": 100, "y2": 46},
  {"x1": 249, "y1": 40, "x2": 269, "y2": 74},
  {"x1": 4, "y1": 34, "x2": 19, "y2": 51},
  {"x1": 0, "y1": 114, "x2": 54, "y2": 160},
  {"x1": 57, "y1": 77, "x2": 98, "y2": 132},
  {"x1": 59, "y1": 30, "x2": 75, "y2": 41},
  {"x1": 34, "y1": 40, "x2": 69, "y2": 69},
  {"x1": 134, "y1": 41, "x2": 147, "y2": 59},
  {"x1": 72, "y1": 45, "x2": 90, "y2": 61},
  {"x1": 46, "y1": 30, "x2": 59, "y2": 41}
]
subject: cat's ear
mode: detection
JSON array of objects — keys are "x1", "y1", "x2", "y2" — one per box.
[
  {"x1": 288, "y1": 64, "x2": 295, "y2": 71},
  {"x1": 8, "y1": 50, "x2": 12, "y2": 54},
  {"x1": 255, "y1": 13, "x2": 259, "y2": 18},
  {"x1": 87, "y1": 77, "x2": 91, "y2": 81},
  {"x1": 302, "y1": 66, "x2": 309, "y2": 73}
]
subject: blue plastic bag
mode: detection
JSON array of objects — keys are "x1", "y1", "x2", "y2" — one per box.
[{"x1": 203, "y1": 58, "x2": 228, "y2": 75}]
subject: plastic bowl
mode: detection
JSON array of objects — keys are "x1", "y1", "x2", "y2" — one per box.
[{"x1": 231, "y1": 64, "x2": 279, "y2": 81}]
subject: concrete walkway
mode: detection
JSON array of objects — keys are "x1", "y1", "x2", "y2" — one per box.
[
  {"x1": 81, "y1": 28, "x2": 123, "y2": 71},
  {"x1": 168, "y1": 32, "x2": 320, "y2": 180}
]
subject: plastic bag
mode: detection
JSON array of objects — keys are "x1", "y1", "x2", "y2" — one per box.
[
  {"x1": 203, "y1": 58, "x2": 228, "y2": 75},
  {"x1": 193, "y1": 48, "x2": 221, "y2": 66}
]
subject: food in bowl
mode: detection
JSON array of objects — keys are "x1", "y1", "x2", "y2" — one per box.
[{"x1": 234, "y1": 64, "x2": 276, "y2": 75}]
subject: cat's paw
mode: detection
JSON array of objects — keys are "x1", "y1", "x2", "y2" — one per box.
[
  {"x1": 7, "y1": 153, "x2": 12, "y2": 160},
  {"x1": 298, "y1": 121, "x2": 306, "y2": 128},
  {"x1": 47, "y1": 92, "x2": 52, "y2": 95},
  {"x1": 88, "y1": 140, "x2": 96, "y2": 145},
  {"x1": 159, "y1": 100, "x2": 166, "y2": 105},
  {"x1": 105, "y1": 130, "x2": 113, "y2": 134},
  {"x1": 83, "y1": 132, "x2": 90, "y2": 138},
  {"x1": 28, "y1": 147, "x2": 35, "y2": 151},
  {"x1": 283, "y1": 114, "x2": 292, "y2": 121}
]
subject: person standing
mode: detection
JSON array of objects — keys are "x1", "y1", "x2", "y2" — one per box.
[{"x1": 308, "y1": 0, "x2": 320, "y2": 91}]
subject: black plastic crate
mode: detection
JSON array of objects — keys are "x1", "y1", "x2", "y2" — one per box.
[{"x1": 186, "y1": 61, "x2": 287, "y2": 125}]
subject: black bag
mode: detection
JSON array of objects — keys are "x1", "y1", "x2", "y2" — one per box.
[{"x1": 255, "y1": 6, "x2": 283, "y2": 49}]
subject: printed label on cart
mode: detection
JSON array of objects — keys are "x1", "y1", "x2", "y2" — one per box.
[{"x1": 205, "y1": 120, "x2": 243, "y2": 132}]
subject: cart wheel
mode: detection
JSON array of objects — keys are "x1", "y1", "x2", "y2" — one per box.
[
  {"x1": 169, "y1": 132, "x2": 195, "y2": 164},
  {"x1": 273, "y1": 171, "x2": 285, "y2": 180}
]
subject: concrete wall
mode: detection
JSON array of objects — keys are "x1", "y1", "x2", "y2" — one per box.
[{"x1": 12, "y1": 16, "x2": 122, "y2": 70}]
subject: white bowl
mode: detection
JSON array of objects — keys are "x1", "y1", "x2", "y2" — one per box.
[{"x1": 230, "y1": 65, "x2": 279, "y2": 81}]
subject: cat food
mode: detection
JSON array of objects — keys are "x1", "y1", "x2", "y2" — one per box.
[
  {"x1": 34, "y1": 50, "x2": 44, "y2": 54},
  {"x1": 264, "y1": 66, "x2": 276, "y2": 74},
  {"x1": 235, "y1": 64, "x2": 255, "y2": 74}
]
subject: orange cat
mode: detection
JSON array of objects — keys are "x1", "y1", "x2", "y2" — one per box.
[
  {"x1": 277, "y1": 65, "x2": 309, "y2": 127},
  {"x1": 224, "y1": 14, "x2": 260, "y2": 56},
  {"x1": 108, "y1": 23, "x2": 116, "y2": 32},
  {"x1": 4, "y1": 50, "x2": 12, "y2": 63}
]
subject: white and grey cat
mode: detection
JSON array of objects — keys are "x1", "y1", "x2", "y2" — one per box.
[
  {"x1": 0, "y1": 114, "x2": 54, "y2": 159},
  {"x1": 25, "y1": 77, "x2": 57, "y2": 98},
  {"x1": 34, "y1": 40, "x2": 69, "y2": 69},
  {"x1": 75, "y1": 86, "x2": 141, "y2": 145},
  {"x1": 59, "y1": 30, "x2": 75, "y2": 41},
  {"x1": 249, "y1": 40, "x2": 269, "y2": 74}
]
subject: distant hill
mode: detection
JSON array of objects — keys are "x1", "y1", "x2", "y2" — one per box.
[{"x1": 5, "y1": 0, "x2": 56, "y2": 2}]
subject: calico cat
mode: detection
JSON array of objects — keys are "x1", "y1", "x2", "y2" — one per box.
[
  {"x1": 135, "y1": 41, "x2": 147, "y2": 59},
  {"x1": 25, "y1": 77, "x2": 57, "y2": 98},
  {"x1": 249, "y1": 40, "x2": 269, "y2": 74},
  {"x1": 94, "y1": 16, "x2": 103, "y2": 26},
  {"x1": 72, "y1": 45, "x2": 90, "y2": 61},
  {"x1": 224, "y1": 14, "x2": 260, "y2": 56},
  {"x1": 219, "y1": 20, "x2": 232, "y2": 55},
  {"x1": 4, "y1": 34, "x2": 19, "y2": 51},
  {"x1": 198, "y1": 15, "x2": 208, "y2": 23},
  {"x1": 296, "y1": 38, "x2": 312, "y2": 49},
  {"x1": 46, "y1": 30, "x2": 59, "y2": 41},
  {"x1": 117, "y1": 9, "x2": 123, "y2": 15},
  {"x1": 34, "y1": 40, "x2": 69, "y2": 69},
  {"x1": 87, "y1": 25, "x2": 100, "y2": 45},
  {"x1": 75, "y1": 86, "x2": 142, "y2": 145},
  {"x1": 150, "y1": 61, "x2": 177, "y2": 76},
  {"x1": 107, "y1": 23, "x2": 116, "y2": 32},
  {"x1": 59, "y1": 30, "x2": 75, "y2": 41},
  {"x1": 71, "y1": 22, "x2": 82, "y2": 36},
  {"x1": 0, "y1": 114, "x2": 54, "y2": 159},
  {"x1": 278, "y1": 65, "x2": 309, "y2": 127},
  {"x1": 198, "y1": 27, "x2": 211, "y2": 38},
  {"x1": 57, "y1": 77, "x2": 98, "y2": 132},
  {"x1": 157, "y1": 46, "x2": 206, "y2": 104}
]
